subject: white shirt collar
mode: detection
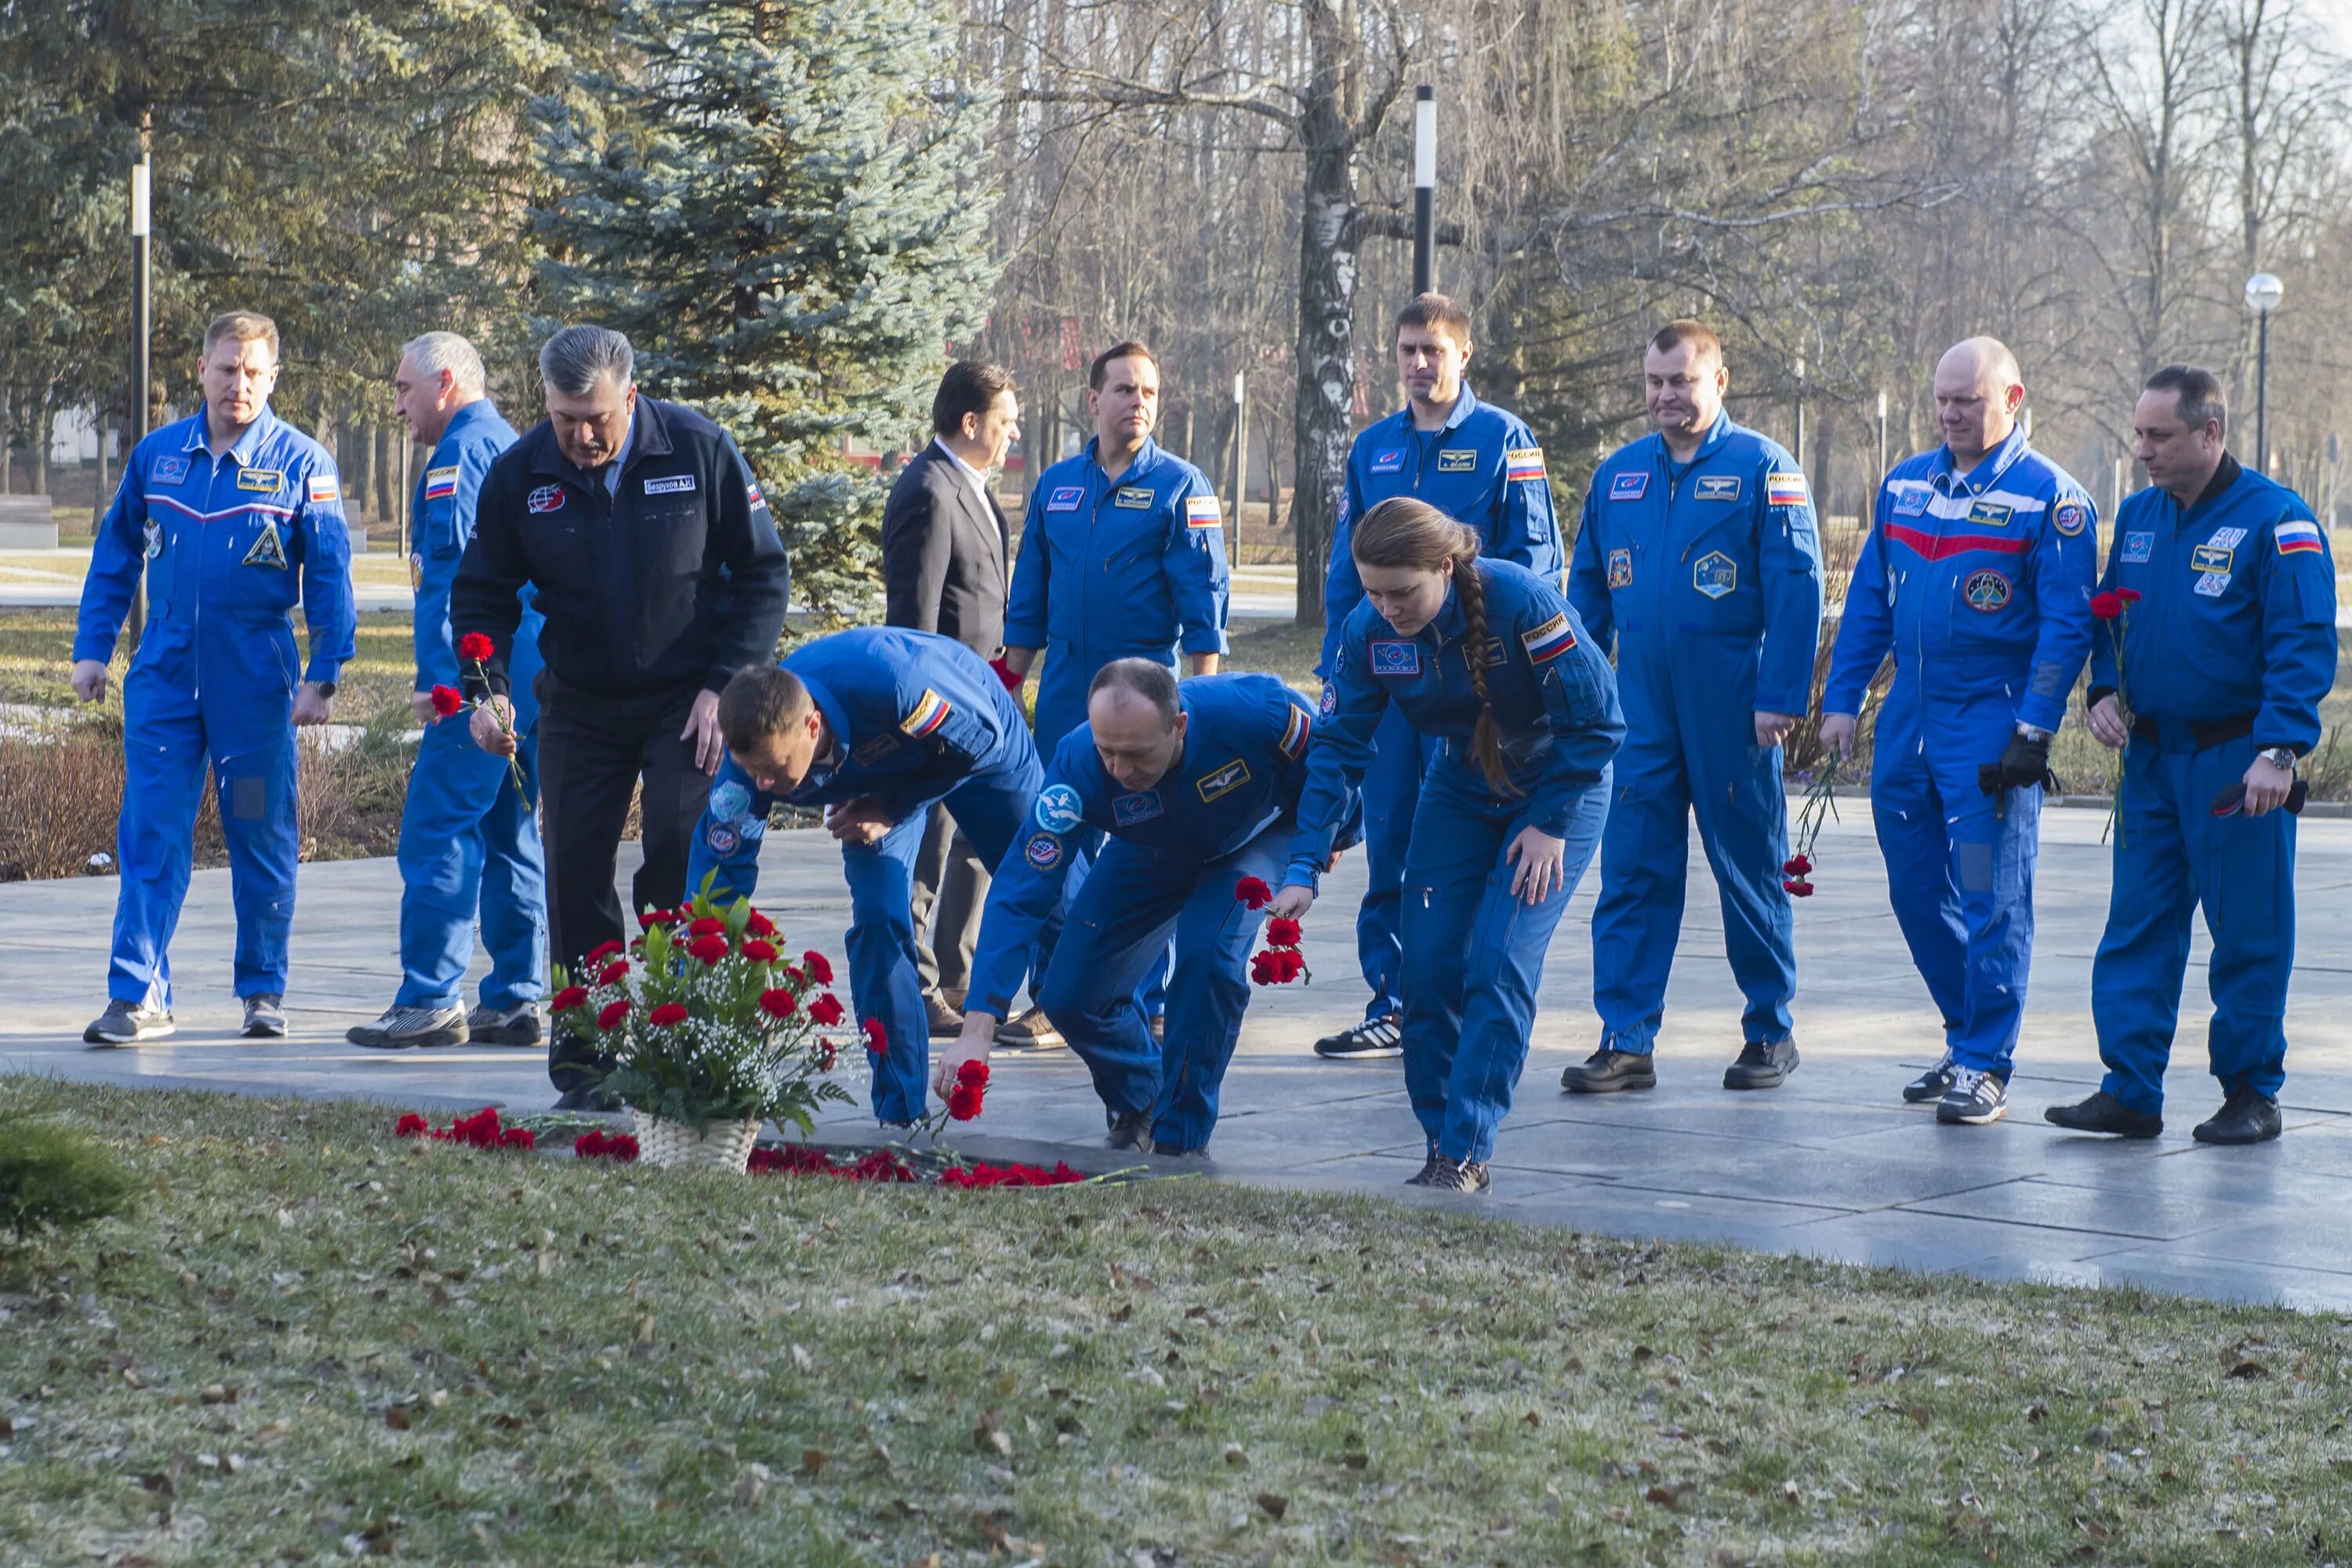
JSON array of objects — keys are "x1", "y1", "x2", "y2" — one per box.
[{"x1": 933, "y1": 438, "x2": 993, "y2": 510}]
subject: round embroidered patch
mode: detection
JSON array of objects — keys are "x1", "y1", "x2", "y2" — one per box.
[
  {"x1": 1024, "y1": 833, "x2": 1062, "y2": 869},
  {"x1": 710, "y1": 781, "x2": 753, "y2": 822},
  {"x1": 1318, "y1": 681, "x2": 1338, "y2": 718},
  {"x1": 2053, "y1": 501, "x2": 2087, "y2": 536},
  {"x1": 1963, "y1": 568, "x2": 2013, "y2": 612},
  {"x1": 1033, "y1": 783, "x2": 1083, "y2": 833},
  {"x1": 706, "y1": 823, "x2": 739, "y2": 855}
]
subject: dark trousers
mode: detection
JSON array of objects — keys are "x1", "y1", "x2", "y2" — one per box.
[
  {"x1": 538, "y1": 677, "x2": 715, "y2": 1092},
  {"x1": 909, "y1": 804, "x2": 989, "y2": 1004}
]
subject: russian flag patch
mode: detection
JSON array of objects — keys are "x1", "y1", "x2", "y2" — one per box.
[
  {"x1": 1519, "y1": 612, "x2": 1577, "y2": 663},
  {"x1": 423, "y1": 466, "x2": 459, "y2": 502},
  {"x1": 899, "y1": 688, "x2": 953, "y2": 737},
  {"x1": 1766, "y1": 470, "x2": 1809, "y2": 507},
  {"x1": 2277, "y1": 520, "x2": 2324, "y2": 555},
  {"x1": 1505, "y1": 447, "x2": 1545, "y2": 483},
  {"x1": 1279, "y1": 703, "x2": 1312, "y2": 759},
  {"x1": 1185, "y1": 495, "x2": 1221, "y2": 529},
  {"x1": 307, "y1": 474, "x2": 339, "y2": 505}
]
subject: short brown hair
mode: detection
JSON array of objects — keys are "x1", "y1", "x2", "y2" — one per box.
[
  {"x1": 2145, "y1": 363, "x2": 2228, "y2": 436},
  {"x1": 203, "y1": 311, "x2": 279, "y2": 362},
  {"x1": 717, "y1": 665, "x2": 814, "y2": 753},
  {"x1": 1395, "y1": 292, "x2": 1472, "y2": 347},
  {"x1": 1088, "y1": 340, "x2": 1158, "y2": 392},
  {"x1": 1648, "y1": 319, "x2": 1722, "y2": 365},
  {"x1": 1088, "y1": 658, "x2": 1180, "y2": 728},
  {"x1": 932, "y1": 360, "x2": 1017, "y2": 437}
]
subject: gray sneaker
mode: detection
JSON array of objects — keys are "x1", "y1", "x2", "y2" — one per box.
[
  {"x1": 347, "y1": 1004, "x2": 469, "y2": 1051},
  {"x1": 466, "y1": 1002, "x2": 543, "y2": 1047},
  {"x1": 241, "y1": 994, "x2": 288, "y2": 1038},
  {"x1": 85, "y1": 998, "x2": 175, "y2": 1047}
]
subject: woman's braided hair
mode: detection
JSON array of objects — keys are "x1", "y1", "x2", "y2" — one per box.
[{"x1": 1351, "y1": 497, "x2": 1519, "y2": 794}]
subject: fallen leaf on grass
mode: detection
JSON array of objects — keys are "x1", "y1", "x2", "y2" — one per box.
[
  {"x1": 801, "y1": 1448, "x2": 826, "y2": 1479},
  {"x1": 2227, "y1": 1360, "x2": 2268, "y2": 1381},
  {"x1": 1645, "y1": 1483, "x2": 1693, "y2": 1509},
  {"x1": 1256, "y1": 1492, "x2": 1288, "y2": 1520}
]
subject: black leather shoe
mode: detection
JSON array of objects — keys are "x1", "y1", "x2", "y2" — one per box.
[
  {"x1": 550, "y1": 1084, "x2": 622, "y2": 1112},
  {"x1": 2044, "y1": 1091, "x2": 2161, "y2": 1139},
  {"x1": 2193, "y1": 1088, "x2": 2282, "y2": 1145},
  {"x1": 1560, "y1": 1047, "x2": 1657, "y2": 1094},
  {"x1": 1105, "y1": 1110, "x2": 1153, "y2": 1151},
  {"x1": 1722, "y1": 1036, "x2": 1798, "y2": 1091}
]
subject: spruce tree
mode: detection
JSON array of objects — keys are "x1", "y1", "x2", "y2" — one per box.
[{"x1": 531, "y1": 0, "x2": 1000, "y2": 622}]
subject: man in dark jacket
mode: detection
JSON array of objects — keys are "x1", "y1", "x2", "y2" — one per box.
[
  {"x1": 451, "y1": 325, "x2": 790, "y2": 1105},
  {"x1": 880, "y1": 361, "x2": 1033, "y2": 1040}
]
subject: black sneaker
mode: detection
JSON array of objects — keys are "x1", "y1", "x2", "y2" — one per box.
[
  {"x1": 1105, "y1": 1110, "x2": 1153, "y2": 1152},
  {"x1": 1936, "y1": 1066, "x2": 2008, "y2": 1125},
  {"x1": 1902, "y1": 1051, "x2": 1957, "y2": 1104},
  {"x1": 1404, "y1": 1151, "x2": 1444, "y2": 1186},
  {"x1": 241, "y1": 994, "x2": 288, "y2": 1038},
  {"x1": 1560, "y1": 1047, "x2": 1657, "y2": 1094},
  {"x1": 347, "y1": 1004, "x2": 468, "y2": 1050},
  {"x1": 1314, "y1": 1014, "x2": 1403, "y2": 1059},
  {"x1": 466, "y1": 1003, "x2": 543, "y2": 1047},
  {"x1": 1417, "y1": 1156, "x2": 1491, "y2": 1195},
  {"x1": 1722, "y1": 1037, "x2": 1799, "y2": 1091},
  {"x1": 551, "y1": 1084, "x2": 622, "y2": 1112},
  {"x1": 2044, "y1": 1090, "x2": 2162, "y2": 1139},
  {"x1": 84, "y1": 998, "x2": 174, "y2": 1047},
  {"x1": 2193, "y1": 1088, "x2": 2282, "y2": 1145}
]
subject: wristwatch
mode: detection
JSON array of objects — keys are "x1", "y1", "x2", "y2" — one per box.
[
  {"x1": 2016, "y1": 724, "x2": 2049, "y2": 742},
  {"x1": 2258, "y1": 746, "x2": 2297, "y2": 771},
  {"x1": 310, "y1": 680, "x2": 338, "y2": 699}
]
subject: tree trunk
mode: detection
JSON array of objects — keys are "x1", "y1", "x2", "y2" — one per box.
[
  {"x1": 1288, "y1": 7, "x2": 1363, "y2": 627},
  {"x1": 30, "y1": 397, "x2": 50, "y2": 495}
]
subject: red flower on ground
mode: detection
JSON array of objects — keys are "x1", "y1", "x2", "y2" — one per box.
[
  {"x1": 395, "y1": 1112, "x2": 428, "y2": 1138},
  {"x1": 573, "y1": 1128, "x2": 640, "y2": 1163},
  {"x1": 1235, "y1": 876, "x2": 1273, "y2": 910},
  {"x1": 802, "y1": 951, "x2": 834, "y2": 983},
  {"x1": 597, "y1": 960, "x2": 628, "y2": 986},
  {"x1": 458, "y1": 632, "x2": 495, "y2": 662},
  {"x1": 585, "y1": 940, "x2": 625, "y2": 965},
  {"x1": 550, "y1": 985, "x2": 590, "y2": 1013},
  {"x1": 649, "y1": 1002, "x2": 690, "y2": 1028},
  {"x1": 429, "y1": 684, "x2": 463, "y2": 717},
  {"x1": 745, "y1": 909, "x2": 777, "y2": 937},
  {"x1": 688, "y1": 916, "x2": 725, "y2": 938},
  {"x1": 597, "y1": 999, "x2": 633, "y2": 1032},
  {"x1": 1782, "y1": 855, "x2": 1813, "y2": 877},
  {"x1": 742, "y1": 938, "x2": 779, "y2": 963},
  {"x1": 948, "y1": 1082, "x2": 985, "y2": 1121},
  {"x1": 862, "y1": 1017, "x2": 889, "y2": 1056},
  {"x1": 2090, "y1": 590, "x2": 2125, "y2": 620},
  {"x1": 758, "y1": 987, "x2": 797, "y2": 1019},
  {"x1": 686, "y1": 933, "x2": 730, "y2": 966},
  {"x1": 956, "y1": 1058, "x2": 990, "y2": 1091},
  {"x1": 1264, "y1": 916, "x2": 1302, "y2": 946},
  {"x1": 808, "y1": 993, "x2": 845, "y2": 1025}
]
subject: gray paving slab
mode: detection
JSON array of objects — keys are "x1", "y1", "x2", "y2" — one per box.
[{"x1": 9, "y1": 800, "x2": 2352, "y2": 1311}]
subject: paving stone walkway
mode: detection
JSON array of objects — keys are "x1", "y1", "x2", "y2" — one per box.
[{"x1": 9, "y1": 803, "x2": 2352, "y2": 1310}]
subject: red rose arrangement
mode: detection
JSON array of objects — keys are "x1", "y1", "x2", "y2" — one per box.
[
  {"x1": 1243, "y1": 881, "x2": 1309, "y2": 985},
  {"x1": 2090, "y1": 586, "x2": 2144, "y2": 844},
  {"x1": 395, "y1": 1107, "x2": 534, "y2": 1150},
  {"x1": 547, "y1": 887, "x2": 855, "y2": 1136}
]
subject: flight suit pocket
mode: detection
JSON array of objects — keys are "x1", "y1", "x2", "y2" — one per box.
[{"x1": 638, "y1": 505, "x2": 706, "y2": 575}]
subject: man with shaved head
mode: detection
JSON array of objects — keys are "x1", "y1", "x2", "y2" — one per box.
[{"x1": 1820, "y1": 337, "x2": 2097, "y2": 1126}]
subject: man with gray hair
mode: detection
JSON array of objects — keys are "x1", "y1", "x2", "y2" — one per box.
[
  {"x1": 349, "y1": 332, "x2": 546, "y2": 1051},
  {"x1": 452, "y1": 325, "x2": 789, "y2": 1106}
]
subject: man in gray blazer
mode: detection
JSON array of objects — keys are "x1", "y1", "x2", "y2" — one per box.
[{"x1": 882, "y1": 361, "x2": 1061, "y2": 1046}]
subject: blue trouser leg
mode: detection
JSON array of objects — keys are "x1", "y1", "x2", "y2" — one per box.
[
  {"x1": 844, "y1": 747, "x2": 1043, "y2": 1124},
  {"x1": 1685, "y1": 702, "x2": 1796, "y2": 1045},
  {"x1": 1032, "y1": 642, "x2": 1094, "y2": 759},
  {"x1": 1153, "y1": 829, "x2": 1287, "y2": 1149},
  {"x1": 1402, "y1": 760, "x2": 1608, "y2": 1163},
  {"x1": 1871, "y1": 743, "x2": 1972, "y2": 1047},
  {"x1": 1590, "y1": 727, "x2": 1690, "y2": 1054},
  {"x1": 1352, "y1": 702, "x2": 1425, "y2": 1019},
  {"x1": 111, "y1": 662, "x2": 209, "y2": 1009},
  {"x1": 1065, "y1": 827, "x2": 1167, "y2": 1017},
  {"x1": 396, "y1": 719, "x2": 547, "y2": 1009},
  {"x1": 205, "y1": 626, "x2": 300, "y2": 1001},
  {"x1": 2094, "y1": 735, "x2": 2295, "y2": 1112},
  {"x1": 1039, "y1": 840, "x2": 1189, "y2": 1123}
]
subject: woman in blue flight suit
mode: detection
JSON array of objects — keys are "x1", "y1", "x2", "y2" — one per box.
[{"x1": 1273, "y1": 498, "x2": 1624, "y2": 1193}]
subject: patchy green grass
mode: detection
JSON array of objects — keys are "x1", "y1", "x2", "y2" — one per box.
[
  {"x1": 0, "y1": 605, "x2": 417, "y2": 715},
  {"x1": 5, "y1": 1083, "x2": 2352, "y2": 1566}
]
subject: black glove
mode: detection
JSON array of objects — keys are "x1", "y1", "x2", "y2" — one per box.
[{"x1": 1978, "y1": 731, "x2": 2056, "y2": 802}]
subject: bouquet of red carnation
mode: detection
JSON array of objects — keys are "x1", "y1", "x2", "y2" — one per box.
[
  {"x1": 427, "y1": 632, "x2": 529, "y2": 799},
  {"x1": 547, "y1": 880, "x2": 855, "y2": 1136},
  {"x1": 1247, "y1": 888, "x2": 1311, "y2": 984},
  {"x1": 1780, "y1": 749, "x2": 1849, "y2": 899}
]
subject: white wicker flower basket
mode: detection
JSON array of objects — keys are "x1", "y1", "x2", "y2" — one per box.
[{"x1": 630, "y1": 1112, "x2": 762, "y2": 1173}]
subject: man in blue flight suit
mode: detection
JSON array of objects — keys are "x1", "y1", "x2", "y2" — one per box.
[
  {"x1": 1563, "y1": 319, "x2": 1824, "y2": 1094},
  {"x1": 74, "y1": 311, "x2": 355, "y2": 1044},
  {"x1": 1308, "y1": 292, "x2": 1566, "y2": 1062},
  {"x1": 683, "y1": 629, "x2": 1044, "y2": 1126},
  {"x1": 2046, "y1": 365, "x2": 2337, "y2": 1145},
  {"x1": 1820, "y1": 337, "x2": 2097, "y2": 1127},
  {"x1": 1001, "y1": 339, "x2": 1230, "y2": 1047},
  {"x1": 348, "y1": 332, "x2": 546, "y2": 1050},
  {"x1": 935, "y1": 662, "x2": 1353, "y2": 1155}
]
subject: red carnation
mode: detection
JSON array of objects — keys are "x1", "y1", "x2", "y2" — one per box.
[
  {"x1": 948, "y1": 1082, "x2": 985, "y2": 1121},
  {"x1": 550, "y1": 985, "x2": 590, "y2": 1013},
  {"x1": 745, "y1": 909, "x2": 776, "y2": 937},
  {"x1": 1783, "y1": 877, "x2": 1815, "y2": 898},
  {"x1": 2115, "y1": 587, "x2": 2143, "y2": 604},
  {"x1": 459, "y1": 632, "x2": 495, "y2": 662},
  {"x1": 429, "y1": 684, "x2": 463, "y2": 717},
  {"x1": 742, "y1": 938, "x2": 779, "y2": 963},
  {"x1": 597, "y1": 959, "x2": 628, "y2": 985},
  {"x1": 1235, "y1": 876, "x2": 1273, "y2": 910},
  {"x1": 1265, "y1": 916, "x2": 1302, "y2": 947},
  {"x1": 639, "y1": 906, "x2": 675, "y2": 931},
  {"x1": 395, "y1": 1112, "x2": 428, "y2": 1138},
  {"x1": 649, "y1": 1002, "x2": 689, "y2": 1028},
  {"x1": 808, "y1": 993, "x2": 844, "y2": 1025},
  {"x1": 1250, "y1": 952, "x2": 1280, "y2": 985},
  {"x1": 818, "y1": 1040, "x2": 837, "y2": 1072},
  {"x1": 802, "y1": 951, "x2": 833, "y2": 983},
  {"x1": 688, "y1": 916, "x2": 725, "y2": 937},
  {"x1": 2090, "y1": 590, "x2": 2124, "y2": 621},
  {"x1": 585, "y1": 940, "x2": 625, "y2": 964},
  {"x1": 597, "y1": 999, "x2": 632, "y2": 1032},
  {"x1": 758, "y1": 987, "x2": 797, "y2": 1019},
  {"x1": 862, "y1": 1017, "x2": 889, "y2": 1056},
  {"x1": 956, "y1": 1058, "x2": 990, "y2": 1090},
  {"x1": 1782, "y1": 855, "x2": 1812, "y2": 877},
  {"x1": 687, "y1": 933, "x2": 730, "y2": 966}
]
